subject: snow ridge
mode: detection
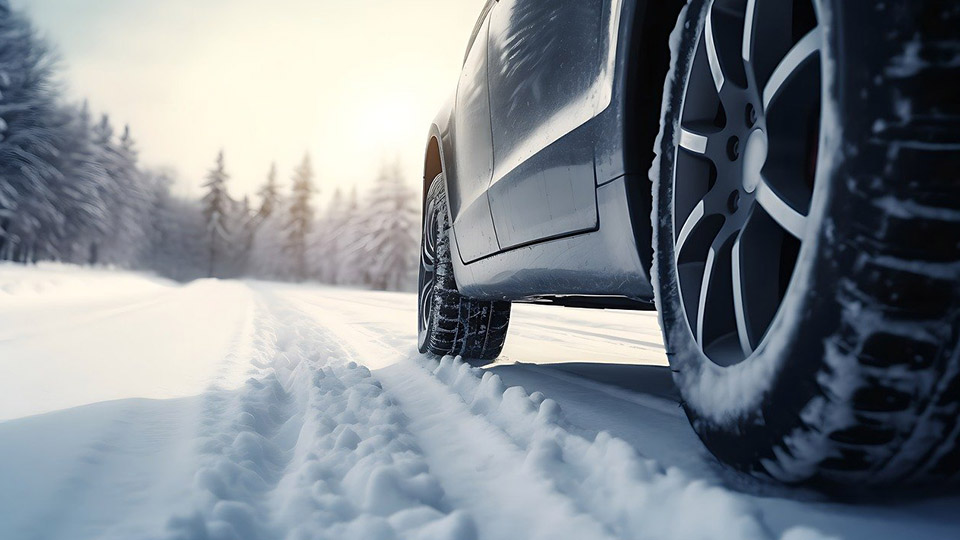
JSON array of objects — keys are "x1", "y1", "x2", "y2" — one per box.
[
  {"x1": 285, "y1": 290, "x2": 833, "y2": 540},
  {"x1": 423, "y1": 356, "x2": 829, "y2": 540},
  {"x1": 159, "y1": 303, "x2": 473, "y2": 540}
]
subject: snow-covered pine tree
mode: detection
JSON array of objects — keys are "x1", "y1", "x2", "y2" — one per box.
[
  {"x1": 247, "y1": 162, "x2": 289, "y2": 279},
  {"x1": 285, "y1": 154, "x2": 316, "y2": 281},
  {"x1": 334, "y1": 186, "x2": 363, "y2": 286},
  {"x1": 226, "y1": 194, "x2": 255, "y2": 277},
  {"x1": 248, "y1": 198, "x2": 289, "y2": 280},
  {"x1": 88, "y1": 114, "x2": 125, "y2": 265},
  {"x1": 354, "y1": 160, "x2": 419, "y2": 291},
  {"x1": 0, "y1": 5, "x2": 66, "y2": 263},
  {"x1": 144, "y1": 170, "x2": 208, "y2": 281},
  {"x1": 309, "y1": 187, "x2": 345, "y2": 284},
  {"x1": 106, "y1": 124, "x2": 151, "y2": 266},
  {"x1": 201, "y1": 150, "x2": 232, "y2": 277},
  {"x1": 256, "y1": 162, "x2": 279, "y2": 223},
  {"x1": 0, "y1": 2, "x2": 210, "y2": 277},
  {"x1": 51, "y1": 101, "x2": 109, "y2": 263}
]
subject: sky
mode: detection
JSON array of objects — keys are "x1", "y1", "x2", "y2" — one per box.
[{"x1": 10, "y1": 0, "x2": 483, "y2": 200}]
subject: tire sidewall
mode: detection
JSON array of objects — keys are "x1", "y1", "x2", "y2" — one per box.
[{"x1": 418, "y1": 175, "x2": 444, "y2": 353}]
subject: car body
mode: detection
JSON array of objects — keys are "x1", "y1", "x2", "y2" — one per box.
[{"x1": 422, "y1": 0, "x2": 683, "y2": 310}]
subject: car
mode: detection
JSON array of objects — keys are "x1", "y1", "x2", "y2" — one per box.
[{"x1": 417, "y1": 0, "x2": 960, "y2": 487}]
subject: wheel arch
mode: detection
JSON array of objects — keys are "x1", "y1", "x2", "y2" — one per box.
[
  {"x1": 619, "y1": 0, "x2": 688, "y2": 276},
  {"x1": 422, "y1": 129, "x2": 444, "y2": 209}
]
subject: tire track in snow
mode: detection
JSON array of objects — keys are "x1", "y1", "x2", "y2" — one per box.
[
  {"x1": 159, "y1": 289, "x2": 474, "y2": 540},
  {"x1": 283, "y1": 292, "x2": 832, "y2": 540},
  {"x1": 275, "y1": 295, "x2": 621, "y2": 540}
]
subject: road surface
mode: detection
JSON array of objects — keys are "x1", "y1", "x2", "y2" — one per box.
[{"x1": 0, "y1": 264, "x2": 957, "y2": 540}]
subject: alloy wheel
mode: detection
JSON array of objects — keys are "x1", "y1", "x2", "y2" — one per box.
[{"x1": 673, "y1": 0, "x2": 823, "y2": 366}]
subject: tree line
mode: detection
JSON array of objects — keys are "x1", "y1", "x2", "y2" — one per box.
[{"x1": 0, "y1": 2, "x2": 420, "y2": 290}]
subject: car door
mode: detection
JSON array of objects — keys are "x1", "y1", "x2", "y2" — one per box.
[
  {"x1": 485, "y1": 0, "x2": 605, "y2": 250},
  {"x1": 449, "y1": 0, "x2": 500, "y2": 264}
]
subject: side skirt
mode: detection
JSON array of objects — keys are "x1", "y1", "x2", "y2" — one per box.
[{"x1": 449, "y1": 175, "x2": 654, "y2": 303}]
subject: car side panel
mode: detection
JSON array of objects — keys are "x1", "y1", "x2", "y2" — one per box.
[
  {"x1": 449, "y1": 13, "x2": 500, "y2": 263},
  {"x1": 443, "y1": 0, "x2": 658, "y2": 302},
  {"x1": 485, "y1": 124, "x2": 598, "y2": 249},
  {"x1": 485, "y1": 0, "x2": 607, "y2": 248},
  {"x1": 435, "y1": 0, "x2": 680, "y2": 303}
]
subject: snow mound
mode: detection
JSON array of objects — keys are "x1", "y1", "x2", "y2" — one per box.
[
  {"x1": 0, "y1": 262, "x2": 171, "y2": 303},
  {"x1": 160, "y1": 302, "x2": 472, "y2": 540},
  {"x1": 425, "y1": 355, "x2": 832, "y2": 540}
]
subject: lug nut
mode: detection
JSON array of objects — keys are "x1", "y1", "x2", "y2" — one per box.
[
  {"x1": 746, "y1": 103, "x2": 758, "y2": 127},
  {"x1": 728, "y1": 190, "x2": 741, "y2": 213},
  {"x1": 727, "y1": 136, "x2": 740, "y2": 160}
]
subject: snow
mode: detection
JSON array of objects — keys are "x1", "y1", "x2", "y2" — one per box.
[{"x1": 1, "y1": 264, "x2": 958, "y2": 539}]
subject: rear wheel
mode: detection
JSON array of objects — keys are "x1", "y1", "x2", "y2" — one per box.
[
  {"x1": 652, "y1": 0, "x2": 960, "y2": 484},
  {"x1": 418, "y1": 174, "x2": 511, "y2": 360}
]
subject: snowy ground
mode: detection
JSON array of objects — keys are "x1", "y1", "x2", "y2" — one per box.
[{"x1": 1, "y1": 265, "x2": 958, "y2": 540}]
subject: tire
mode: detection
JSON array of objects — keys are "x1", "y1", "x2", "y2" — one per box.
[
  {"x1": 418, "y1": 174, "x2": 511, "y2": 360},
  {"x1": 651, "y1": 0, "x2": 960, "y2": 485}
]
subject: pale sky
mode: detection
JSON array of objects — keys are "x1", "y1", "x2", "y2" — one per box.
[{"x1": 11, "y1": 0, "x2": 483, "y2": 200}]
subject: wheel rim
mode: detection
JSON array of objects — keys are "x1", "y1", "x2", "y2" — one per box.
[
  {"x1": 673, "y1": 0, "x2": 823, "y2": 367},
  {"x1": 417, "y1": 196, "x2": 439, "y2": 347}
]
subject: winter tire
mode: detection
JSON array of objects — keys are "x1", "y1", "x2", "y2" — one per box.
[
  {"x1": 418, "y1": 174, "x2": 511, "y2": 360},
  {"x1": 652, "y1": 0, "x2": 960, "y2": 485}
]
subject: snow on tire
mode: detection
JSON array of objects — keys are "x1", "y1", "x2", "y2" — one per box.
[
  {"x1": 651, "y1": 0, "x2": 960, "y2": 485},
  {"x1": 418, "y1": 175, "x2": 511, "y2": 361}
]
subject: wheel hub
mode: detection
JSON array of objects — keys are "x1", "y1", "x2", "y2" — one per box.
[{"x1": 741, "y1": 129, "x2": 767, "y2": 194}]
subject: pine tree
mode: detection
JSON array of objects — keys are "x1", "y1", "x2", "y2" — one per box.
[
  {"x1": 144, "y1": 171, "x2": 209, "y2": 282},
  {"x1": 0, "y1": 6, "x2": 65, "y2": 262},
  {"x1": 227, "y1": 194, "x2": 255, "y2": 277},
  {"x1": 285, "y1": 154, "x2": 315, "y2": 281},
  {"x1": 89, "y1": 114, "x2": 125, "y2": 265},
  {"x1": 310, "y1": 187, "x2": 345, "y2": 283},
  {"x1": 0, "y1": 2, "x2": 214, "y2": 278},
  {"x1": 53, "y1": 101, "x2": 108, "y2": 263},
  {"x1": 201, "y1": 150, "x2": 231, "y2": 277},
  {"x1": 335, "y1": 186, "x2": 362, "y2": 286},
  {"x1": 257, "y1": 162, "x2": 279, "y2": 222},
  {"x1": 109, "y1": 124, "x2": 151, "y2": 266},
  {"x1": 248, "y1": 195, "x2": 290, "y2": 280},
  {"x1": 356, "y1": 160, "x2": 419, "y2": 291}
]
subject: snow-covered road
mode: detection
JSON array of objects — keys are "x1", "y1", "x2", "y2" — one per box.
[{"x1": 0, "y1": 265, "x2": 957, "y2": 540}]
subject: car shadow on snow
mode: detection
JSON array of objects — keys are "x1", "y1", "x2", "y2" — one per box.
[
  {"x1": 523, "y1": 362, "x2": 681, "y2": 402},
  {"x1": 474, "y1": 359, "x2": 960, "y2": 510}
]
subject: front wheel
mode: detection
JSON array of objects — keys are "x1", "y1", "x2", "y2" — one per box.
[
  {"x1": 652, "y1": 0, "x2": 960, "y2": 485},
  {"x1": 418, "y1": 174, "x2": 511, "y2": 360}
]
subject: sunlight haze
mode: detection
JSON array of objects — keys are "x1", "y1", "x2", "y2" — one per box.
[{"x1": 11, "y1": 0, "x2": 483, "y2": 199}]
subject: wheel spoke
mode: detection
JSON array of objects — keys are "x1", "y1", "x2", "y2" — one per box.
[
  {"x1": 420, "y1": 281, "x2": 434, "y2": 322},
  {"x1": 756, "y1": 177, "x2": 807, "y2": 239},
  {"x1": 741, "y1": 0, "x2": 758, "y2": 63},
  {"x1": 704, "y1": 8, "x2": 725, "y2": 93},
  {"x1": 731, "y1": 234, "x2": 753, "y2": 356},
  {"x1": 421, "y1": 241, "x2": 435, "y2": 271},
  {"x1": 421, "y1": 283, "x2": 434, "y2": 322},
  {"x1": 762, "y1": 27, "x2": 822, "y2": 110},
  {"x1": 680, "y1": 127, "x2": 709, "y2": 155},
  {"x1": 695, "y1": 246, "x2": 717, "y2": 345},
  {"x1": 676, "y1": 200, "x2": 705, "y2": 255}
]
